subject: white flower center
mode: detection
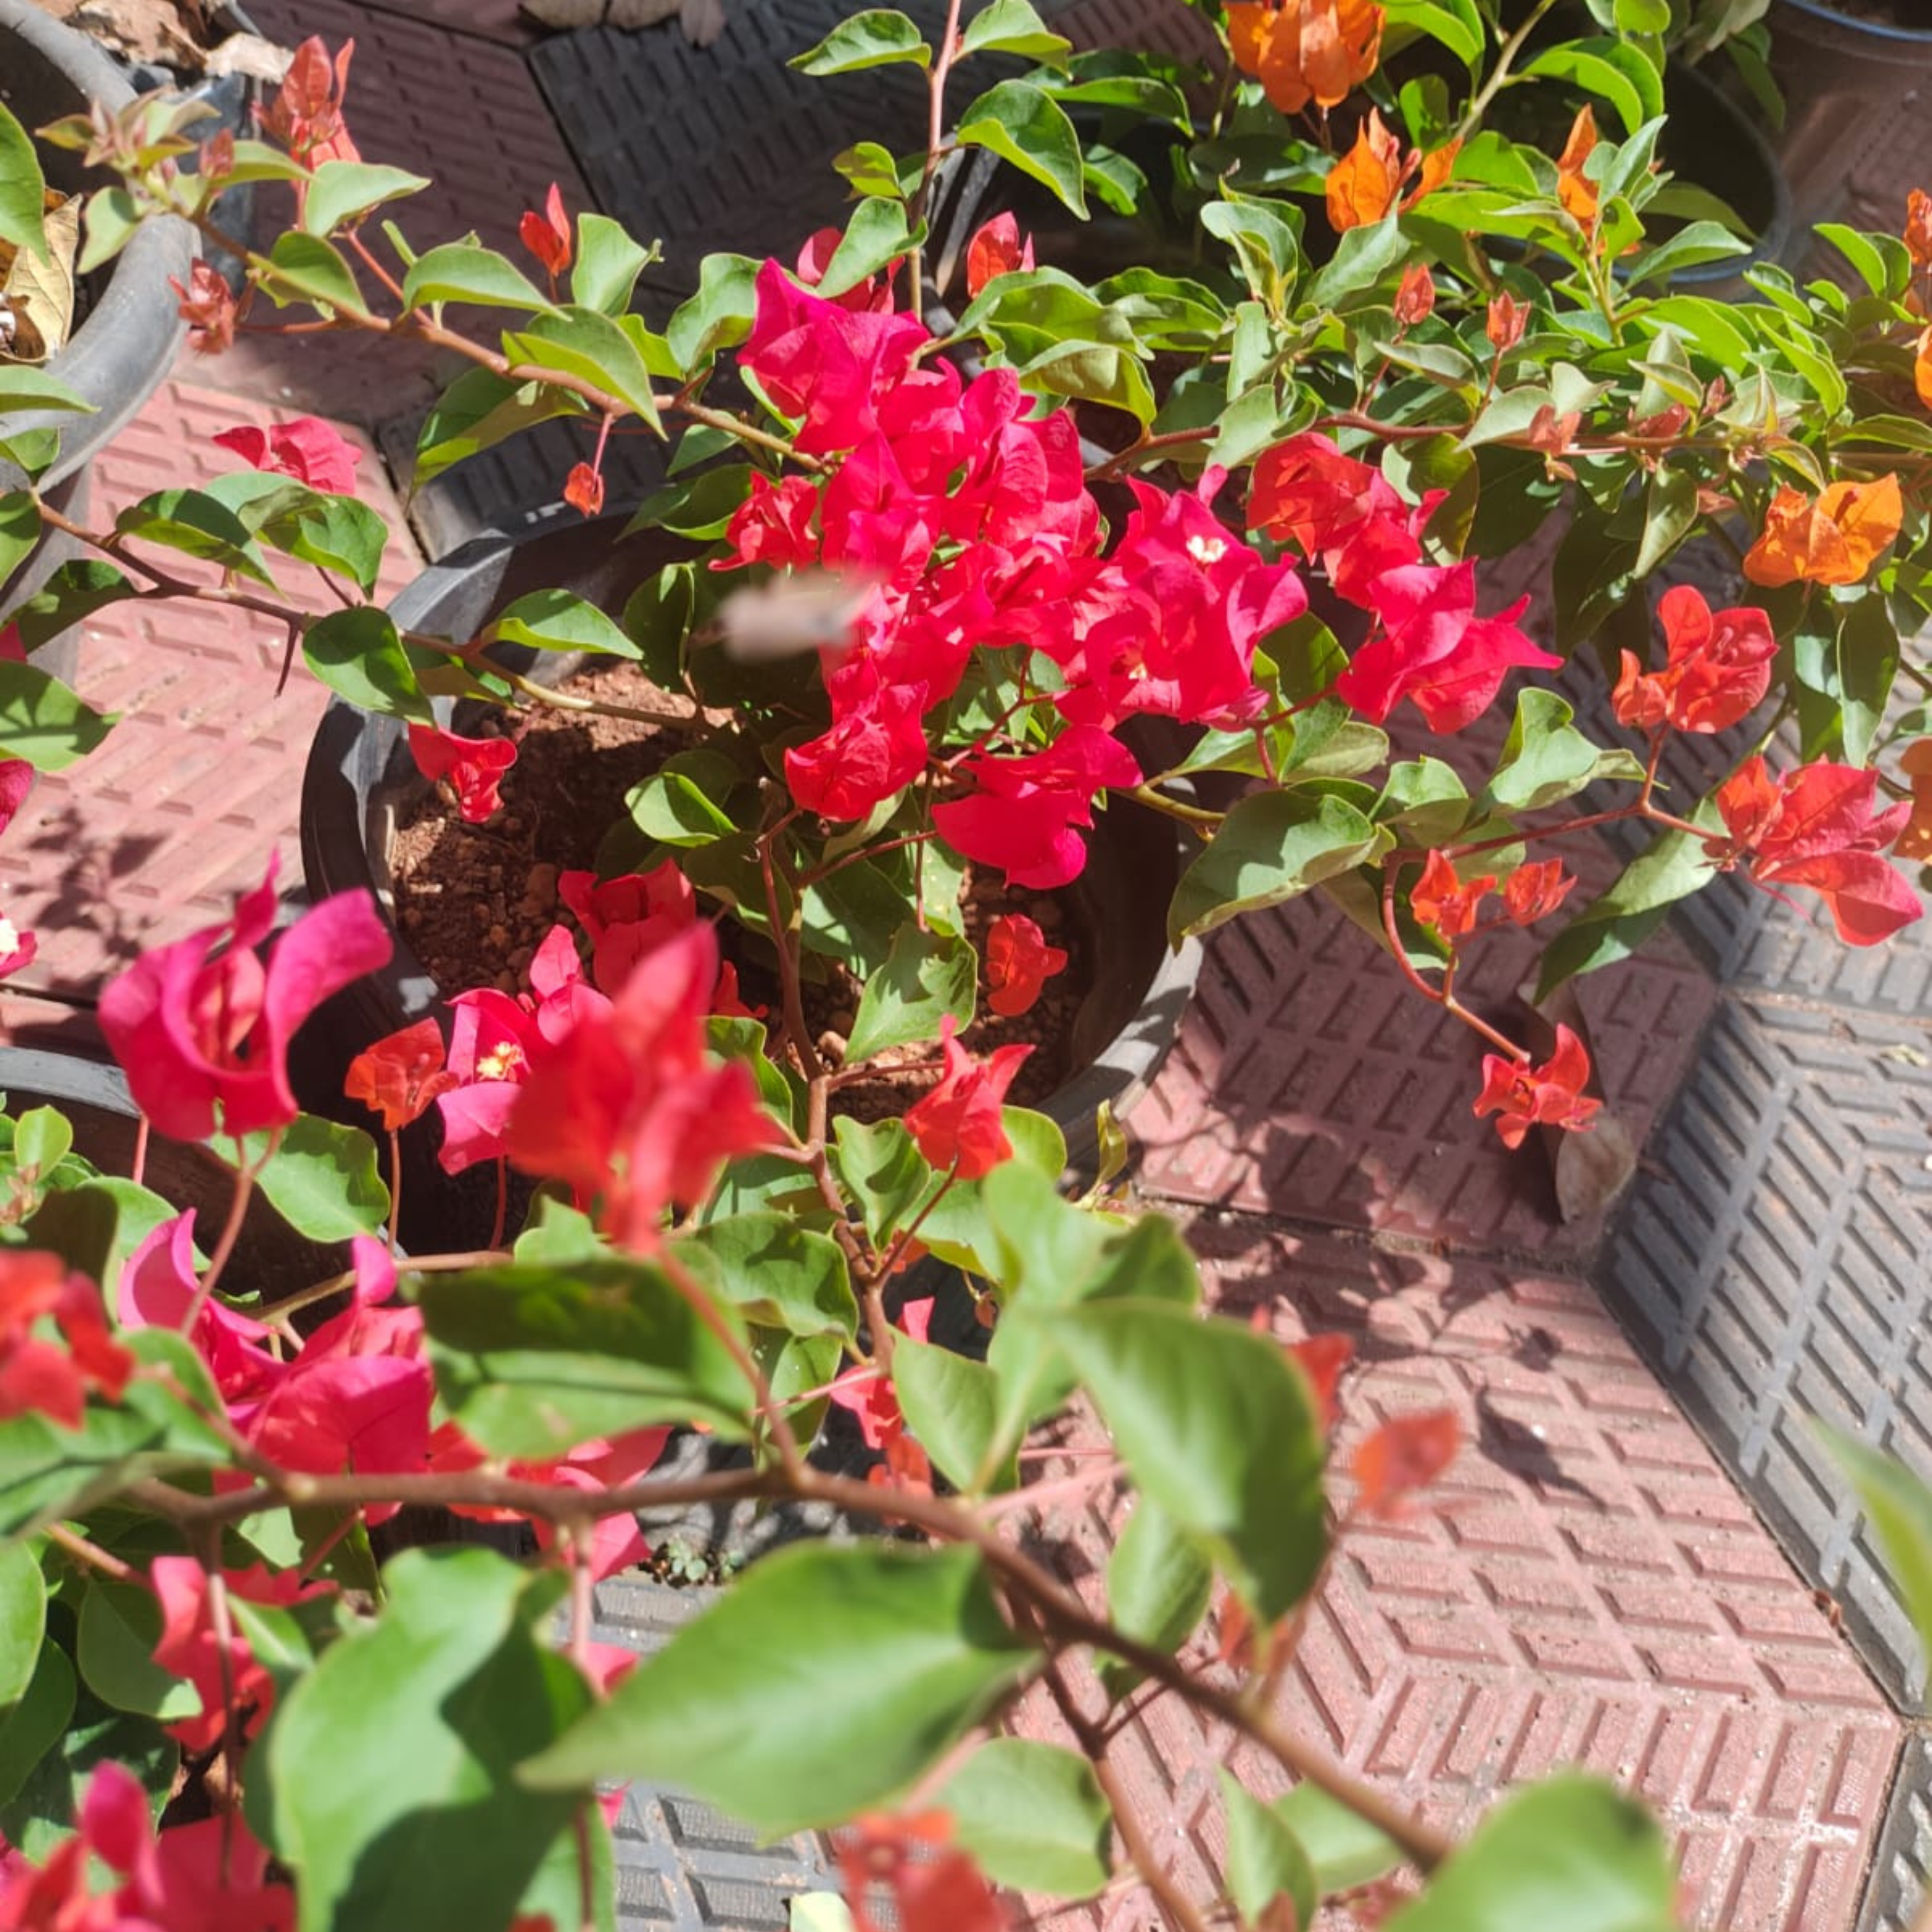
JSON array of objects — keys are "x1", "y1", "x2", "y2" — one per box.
[{"x1": 1187, "y1": 534, "x2": 1227, "y2": 567}]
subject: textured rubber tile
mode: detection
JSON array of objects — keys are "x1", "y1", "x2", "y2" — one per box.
[
  {"x1": 350, "y1": 0, "x2": 537, "y2": 46},
  {"x1": 1010, "y1": 1227, "x2": 1900, "y2": 1932},
  {"x1": 0, "y1": 378, "x2": 424, "y2": 997},
  {"x1": 1126, "y1": 878, "x2": 1715, "y2": 1261},
  {"x1": 1861, "y1": 1730, "x2": 1932, "y2": 1932},
  {"x1": 586, "y1": 1577, "x2": 839, "y2": 1929},
  {"x1": 1597, "y1": 995, "x2": 1932, "y2": 1711}
]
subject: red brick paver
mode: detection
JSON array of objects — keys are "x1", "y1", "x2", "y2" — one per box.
[
  {"x1": 0, "y1": 373, "x2": 424, "y2": 998},
  {"x1": 1016, "y1": 1226, "x2": 1900, "y2": 1932}
]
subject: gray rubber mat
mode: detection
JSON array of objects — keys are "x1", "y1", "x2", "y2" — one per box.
[{"x1": 1862, "y1": 1730, "x2": 1932, "y2": 1932}]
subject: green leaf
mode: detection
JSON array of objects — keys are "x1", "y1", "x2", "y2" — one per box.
[
  {"x1": 942, "y1": 1740, "x2": 1109, "y2": 1897},
  {"x1": 10, "y1": 1107, "x2": 70, "y2": 1182},
  {"x1": 1820, "y1": 1432, "x2": 1932, "y2": 1669},
  {"x1": 789, "y1": 9, "x2": 931, "y2": 72},
  {"x1": 1384, "y1": 1775, "x2": 1677, "y2": 1931},
  {"x1": 627, "y1": 754, "x2": 740, "y2": 847},
  {"x1": 1634, "y1": 464, "x2": 1696, "y2": 578},
  {"x1": 961, "y1": 0, "x2": 1070, "y2": 62},
  {"x1": 955, "y1": 82, "x2": 1087, "y2": 219},
  {"x1": 266, "y1": 232, "x2": 372, "y2": 318},
  {"x1": 114, "y1": 489, "x2": 276, "y2": 587},
  {"x1": 0, "y1": 658, "x2": 114, "y2": 771},
  {"x1": 230, "y1": 1113, "x2": 391, "y2": 1242},
  {"x1": 891, "y1": 1337, "x2": 1014, "y2": 1495},
  {"x1": 503, "y1": 305, "x2": 664, "y2": 433},
  {"x1": 0, "y1": 1544, "x2": 44, "y2": 1710},
  {"x1": 1097, "y1": 1495, "x2": 1212, "y2": 1700},
  {"x1": 490, "y1": 587, "x2": 641, "y2": 659},
  {"x1": 791, "y1": 1898, "x2": 856, "y2": 1932},
  {"x1": 1479, "y1": 689, "x2": 1644, "y2": 815},
  {"x1": 0, "y1": 1641, "x2": 74, "y2": 1810},
  {"x1": 1835, "y1": 592, "x2": 1899, "y2": 769},
  {"x1": 1534, "y1": 820, "x2": 1717, "y2": 998},
  {"x1": 302, "y1": 606, "x2": 434, "y2": 724},
  {"x1": 413, "y1": 367, "x2": 576, "y2": 489},
  {"x1": 404, "y1": 242, "x2": 553, "y2": 312},
  {"x1": 76, "y1": 188, "x2": 139, "y2": 275},
  {"x1": 0, "y1": 103, "x2": 48, "y2": 264},
  {"x1": 1049, "y1": 1299, "x2": 1327, "y2": 1624},
  {"x1": 1520, "y1": 39, "x2": 1662, "y2": 137},
  {"x1": 301, "y1": 161, "x2": 430, "y2": 238},
  {"x1": 833, "y1": 141, "x2": 912, "y2": 199},
  {"x1": 1168, "y1": 791, "x2": 1382, "y2": 946},
  {"x1": 268, "y1": 1550, "x2": 592, "y2": 1932},
  {"x1": 1382, "y1": 0, "x2": 1483, "y2": 66},
  {"x1": 76, "y1": 1581, "x2": 197, "y2": 1722},
  {"x1": 624, "y1": 463, "x2": 756, "y2": 540},
  {"x1": 0, "y1": 368, "x2": 90, "y2": 416},
  {"x1": 1222, "y1": 1771, "x2": 1318, "y2": 1932},
  {"x1": 419, "y1": 1258, "x2": 756, "y2": 1456},
  {"x1": 522, "y1": 1544, "x2": 1034, "y2": 1832},
  {"x1": 1273, "y1": 1782, "x2": 1402, "y2": 1894},
  {"x1": 259, "y1": 490, "x2": 390, "y2": 594},
  {"x1": 846, "y1": 924, "x2": 977, "y2": 1061},
  {"x1": 572, "y1": 214, "x2": 653, "y2": 315},
  {"x1": 677, "y1": 1212, "x2": 857, "y2": 1341},
  {"x1": 666, "y1": 254, "x2": 760, "y2": 373},
  {"x1": 832, "y1": 1116, "x2": 936, "y2": 1248}
]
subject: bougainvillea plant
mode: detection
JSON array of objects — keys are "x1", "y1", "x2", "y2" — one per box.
[{"x1": 0, "y1": 0, "x2": 1923, "y2": 1926}]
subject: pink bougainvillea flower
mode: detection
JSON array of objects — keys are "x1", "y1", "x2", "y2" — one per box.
[
  {"x1": 720, "y1": 471, "x2": 821, "y2": 570},
  {"x1": 1337, "y1": 560, "x2": 1558, "y2": 732},
  {"x1": 828, "y1": 1298, "x2": 934, "y2": 1451},
  {"x1": 0, "y1": 906, "x2": 35, "y2": 982},
  {"x1": 1502, "y1": 858, "x2": 1574, "y2": 925},
  {"x1": 257, "y1": 34, "x2": 358, "y2": 168},
  {"x1": 710, "y1": 961, "x2": 767, "y2": 1022},
  {"x1": 904, "y1": 1017, "x2": 1031, "y2": 1180},
  {"x1": 1473, "y1": 1025, "x2": 1602, "y2": 1149},
  {"x1": 169, "y1": 258, "x2": 239, "y2": 355},
  {"x1": 98, "y1": 855, "x2": 392, "y2": 1144},
  {"x1": 343, "y1": 1016, "x2": 457, "y2": 1133},
  {"x1": 1248, "y1": 432, "x2": 1441, "y2": 609},
  {"x1": 150, "y1": 1557, "x2": 331, "y2": 1752},
  {"x1": 212, "y1": 417, "x2": 362, "y2": 496},
  {"x1": 1352, "y1": 1408, "x2": 1461, "y2": 1518},
  {"x1": 408, "y1": 722, "x2": 518, "y2": 824},
  {"x1": 1611, "y1": 585, "x2": 1777, "y2": 737},
  {"x1": 1409, "y1": 850, "x2": 1494, "y2": 940},
  {"x1": 965, "y1": 212, "x2": 1035, "y2": 297},
  {"x1": 741, "y1": 258, "x2": 928, "y2": 456},
  {"x1": 519, "y1": 181, "x2": 572, "y2": 280},
  {"x1": 1706, "y1": 756, "x2": 1921, "y2": 945},
  {"x1": 934, "y1": 726, "x2": 1141, "y2": 890},
  {"x1": 119, "y1": 1212, "x2": 280, "y2": 1404},
  {"x1": 786, "y1": 678, "x2": 929, "y2": 822},
  {"x1": 983, "y1": 913, "x2": 1067, "y2": 1018},
  {"x1": 505, "y1": 923, "x2": 780, "y2": 1249},
  {"x1": 560, "y1": 861, "x2": 694, "y2": 942},
  {"x1": 0, "y1": 1250, "x2": 132, "y2": 1430}
]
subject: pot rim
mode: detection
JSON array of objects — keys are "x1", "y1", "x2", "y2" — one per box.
[{"x1": 1777, "y1": 0, "x2": 1932, "y2": 44}]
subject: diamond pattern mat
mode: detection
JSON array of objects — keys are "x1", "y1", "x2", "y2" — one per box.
[
  {"x1": 1011, "y1": 1227, "x2": 1900, "y2": 1932},
  {"x1": 1596, "y1": 995, "x2": 1932, "y2": 1713}
]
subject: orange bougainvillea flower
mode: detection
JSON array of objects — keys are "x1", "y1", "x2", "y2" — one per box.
[
  {"x1": 1410, "y1": 848, "x2": 1495, "y2": 939},
  {"x1": 1555, "y1": 105, "x2": 1599, "y2": 226},
  {"x1": 1742, "y1": 475, "x2": 1903, "y2": 588},
  {"x1": 1324, "y1": 110, "x2": 1459, "y2": 231},
  {"x1": 1352, "y1": 1408, "x2": 1461, "y2": 1518},
  {"x1": 1394, "y1": 260, "x2": 1435, "y2": 326},
  {"x1": 1898, "y1": 738, "x2": 1932, "y2": 863},
  {"x1": 1916, "y1": 327, "x2": 1932, "y2": 412},
  {"x1": 1226, "y1": 0, "x2": 1383, "y2": 116},
  {"x1": 1906, "y1": 188, "x2": 1932, "y2": 269}
]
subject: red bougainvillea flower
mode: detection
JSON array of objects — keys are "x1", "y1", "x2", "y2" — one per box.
[
  {"x1": 1742, "y1": 475, "x2": 1903, "y2": 588},
  {"x1": 119, "y1": 1212, "x2": 280, "y2": 1404},
  {"x1": 935, "y1": 726, "x2": 1142, "y2": 890},
  {"x1": 505, "y1": 923, "x2": 780, "y2": 1249},
  {"x1": 1352, "y1": 1408, "x2": 1461, "y2": 1518},
  {"x1": 1485, "y1": 291, "x2": 1527, "y2": 353},
  {"x1": 0, "y1": 1763, "x2": 293, "y2": 1932},
  {"x1": 904, "y1": 1017, "x2": 1030, "y2": 1180},
  {"x1": 1224, "y1": 0, "x2": 1384, "y2": 114},
  {"x1": 1338, "y1": 560, "x2": 1558, "y2": 733},
  {"x1": 559, "y1": 859, "x2": 705, "y2": 994},
  {"x1": 150, "y1": 1557, "x2": 331, "y2": 1752},
  {"x1": 519, "y1": 181, "x2": 572, "y2": 280},
  {"x1": 840, "y1": 1813, "x2": 1004, "y2": 1932},
  {"x1": 257, "y1": 34, "x2": 358, "y2": 168},
  {"x1": 741, "y1": 258, "x2": 928, "y2": 456},
  {"x1": 408, "y1": 722, "x2": 518, "y2": 824},
  {"x1": 1248, "y1": 432, "x2": 1440, "y2": 609},
  {"x1": 564, "y1": 461, "x2": 605, "y2": 518},
  {"x1": 829, "y1": 1298, "x2": 934, "y2": 1451},
  {"x1": 786, "y1": 677, "x2": 929, "y2": 822},
  {"x1": 98, "y1": 856, "x2": 391, "y2": 1143},
  {"x1": 1409, "y1": 850, "x2": 1494, "y2": 940},
  {"x1": 212, "y1": 417, "x2": 361, "y2": 496},
  {"x1": 965, "y1": 212, "x2": 1035, "y2": 296},
  {"x1": 983, "y1": 913, "x2": 1068, "y2": 1018},
  {"x1": 344, "y1": 1016, "x2": 457, "y2": 1133},
  {"x1": 0, "y1": 1250, "x2": 132, "y2": 1430},
  {"x1": 169, "y1": 258, "x2": 239, "y2": 354},
  {"x1": 0, "y1": 906, "x2": 35, "y2": 982},
  {"x1": 1287, "y1": 1333, "x2": 1353, "y2": 1432},
  {"x1": 1706, "y1": 756, "x2": 1921, "y2": 945},
  {"x1": 722, "y1": 472, "x2": 820, "y2": 569},
  {"x1": 1473, "y1": 1025, "x2": 1602, "y2": 1149},
  {"x1": 1612, "y1": 585, "x2": 1777, "y2": 736},
  {"x1": 1502, "y1": 859, "x2": 1574, "y2": 925}
]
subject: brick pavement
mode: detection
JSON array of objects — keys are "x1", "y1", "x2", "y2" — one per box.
[{"x1": 1, "y1": 2, "x2": 1928, "y2": 1929}]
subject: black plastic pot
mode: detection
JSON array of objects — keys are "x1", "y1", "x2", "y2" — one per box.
[
  {"x1": 0, "y1": 0, "x2": 196, "y2": 626},
  {"x1": 297, "y1": 511, "x2": 1203, "y2": 1253},
  {"x1": 0, "y1": 1046, "x2": 347, "y2": 1297},
  {"x1": 1654, "y1": 61, "x2": 1793, "y2": 295},
  {"x1": 1766, "y1": 0, "x2": 1932, "y2": 267}
]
